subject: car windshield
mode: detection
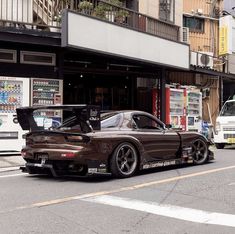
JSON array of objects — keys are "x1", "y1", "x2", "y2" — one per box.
[
  {"x1": 101, "y1": 112, "x2": 122, "y2": 128},
  {"x1": 220, "y1": 101, "x2": 235, "y2": 116}
]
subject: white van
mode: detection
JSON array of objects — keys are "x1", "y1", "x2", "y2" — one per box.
[{"x1": 214, "y1": 99, "x2": 235, "y2": 149}]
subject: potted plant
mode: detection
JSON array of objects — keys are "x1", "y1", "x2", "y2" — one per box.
[
  {"x1": 93, "y1": 0, "x2": 128, "y2": 22},
  {"x1": 114, "y1": 9, "x2": 129, "y2": 23},
  {"x1": 78, "y1": 0, "x2": 94, "y2": 14}
]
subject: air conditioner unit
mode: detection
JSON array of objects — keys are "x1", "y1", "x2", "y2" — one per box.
[
  {"x1": 190, "y1": 51, "x2": 214, "y2": 69},
  {"x1": 182, "y1": 27, "x2": 189, "y2": 43}
]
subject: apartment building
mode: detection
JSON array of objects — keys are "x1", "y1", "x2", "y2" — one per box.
[{"x1": 166, "y1": 0, "x2": 234, "y2": 127}]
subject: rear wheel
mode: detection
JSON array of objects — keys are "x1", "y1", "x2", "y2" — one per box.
[
  {"x1": 215, "y1": 143, "x2": 225, "y2": 149},
  {"x1": 110, "y1": 142, "x2": 138, "y2": 178},
  {"x1": 191, "y1": 139, "x2": 208, "y2": 165}
]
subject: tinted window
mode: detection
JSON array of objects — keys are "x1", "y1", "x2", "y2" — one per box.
[{"x1": 133, "y1": 115, "x2": 163, "y2": 130}]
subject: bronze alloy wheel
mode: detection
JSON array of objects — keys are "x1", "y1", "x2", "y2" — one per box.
[
  {"x1": 110, "y1": 142, "x2": 138, "y2": 178},
  {"x1": 192, "y1": 139, "x2": 208, "y2": 164}
]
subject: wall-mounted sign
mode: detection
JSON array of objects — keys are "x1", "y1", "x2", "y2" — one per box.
[{"x1": 219, "y1": 15, "x2": 235, "y2": 55}]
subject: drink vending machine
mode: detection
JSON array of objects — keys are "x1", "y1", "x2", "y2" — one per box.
[
  {"x1": 31, "y1": 78, "x2": 63, "y2": 129},
  {"x1": 0, "y1": 76, "x2": 30, "y2": 153},
  {"x1": 186, "y1": 89, "x2": 202, "y2": 132},
  {"x1": 165, "y1": 87, "x2": 186, "y2": 130}
]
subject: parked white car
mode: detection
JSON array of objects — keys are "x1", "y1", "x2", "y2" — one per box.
[{"x1": 214, "y1": 99, "x2": 235, "y2": 149}]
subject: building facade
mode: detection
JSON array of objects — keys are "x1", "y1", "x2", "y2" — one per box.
[{"x1": 0, "y1": 0, "x2": 234, "y2": 152}]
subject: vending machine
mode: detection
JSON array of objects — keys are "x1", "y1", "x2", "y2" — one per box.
[
  {"x1": 31, "y1": 78, "x2": 63, "y2": 129},
  {"x1": 166, "y1": 87, "x2": 186, "y2": 130},
  {"x1": 0, "y1": 76, "x2": 30, "y2": 153},
  {"x1": 152, "y1": 87, "x2": 161, "y2": 119},
  {"x1": 186, "y1": 90, "x2": 202, "y2": 132},
  {"x1": 31, "y1": 78, "x2": 63, "y2": 106}
]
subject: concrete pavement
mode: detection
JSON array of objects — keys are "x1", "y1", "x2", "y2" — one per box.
[{"x1": 0, "y1": 155, "x2": 25, "y2": 171}]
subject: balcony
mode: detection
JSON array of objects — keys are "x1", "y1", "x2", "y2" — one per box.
[
  {"x1": 0, "y1": 0, "x2": 180, "y2": 41},
  {"x1": 0, "y1": 0, "x2": 190, "y2": 69}
]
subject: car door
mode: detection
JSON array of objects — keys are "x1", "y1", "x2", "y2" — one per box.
[{"x1": 132, "y1": 114, "x2": 180, "y2": 161}]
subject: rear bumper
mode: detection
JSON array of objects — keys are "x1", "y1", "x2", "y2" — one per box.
[
  {"x1": 23, "y1": 162, "x2": 58, "y2": 177},
  {"x1": 22, "y1": 160, "x2": 110, "y2": 177}
]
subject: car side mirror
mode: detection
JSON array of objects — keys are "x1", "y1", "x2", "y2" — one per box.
[{"x1": 165, "y1": 124, "x2": 172, "y2": 129}]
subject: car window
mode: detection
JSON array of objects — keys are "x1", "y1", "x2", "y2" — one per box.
[
  {"x1": 101, "y1": 113, "x2": 122, "y2": 128},
  {"x1": 220, "y1": 101, "x2": 235, "y2": 116},
  {"x1": 133, "y1": 115, "x2": 163, "y2": 130}
]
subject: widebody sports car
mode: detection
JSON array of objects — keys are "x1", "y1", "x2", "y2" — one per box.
[{"x1": 17, "y1": 105, "x2": 214, "y2": 178}]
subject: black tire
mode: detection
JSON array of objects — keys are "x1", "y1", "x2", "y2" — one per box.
[
  {"x1": 110, "y1": 142, "x2": 138, "y2": 178},
  {"x1": 215, "y1": 143, "x2": 225, "y2": 149},
  {"x1": 191, "y1": 139, "x2": 208, "y2": 165}
]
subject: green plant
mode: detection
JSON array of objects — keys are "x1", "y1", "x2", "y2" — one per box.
[
  {"x1": 78, "y1": 0, "x2": 94, "y2": 12},
  {"x1": 93, "y1": 0, "x2": 128, "y2": 22},
  {"x1": 115, "y1": 9, "x2": 129, "y2": 22}
]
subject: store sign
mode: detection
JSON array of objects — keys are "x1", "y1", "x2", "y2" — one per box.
[
  {"x1": 62, "y1": 10, "x2": 190, "y2": 70},
  {"x1": 219, "y1": 15, "x2": 235, "y2": 55},
  {"x1": 219, "y1": 26, "x2": 228, "y2": 55}
]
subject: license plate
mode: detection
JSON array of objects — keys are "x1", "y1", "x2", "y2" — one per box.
[
  {"x1": 35, "y1": 153, "x2": 49, "y2": 160},
  {"x1": 227, "y1": 138, "x2": 235, "y2": 143}
]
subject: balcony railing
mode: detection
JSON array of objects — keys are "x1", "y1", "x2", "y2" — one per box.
[{"x1": 0, "y1": 0, "x2": 180, "y2": 41}]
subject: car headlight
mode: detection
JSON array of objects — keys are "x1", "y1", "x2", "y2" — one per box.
[{"x1": 215, "y1": 122, "x2": 220, "y2": 134}]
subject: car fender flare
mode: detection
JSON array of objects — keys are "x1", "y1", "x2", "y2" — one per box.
[{"x1": 107, "y1": 135, "x2": 145, "y2": 170}]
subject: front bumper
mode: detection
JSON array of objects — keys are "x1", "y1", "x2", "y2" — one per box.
[{"x1": 208, "y1": 146, "x2": 215, "y2": 160}]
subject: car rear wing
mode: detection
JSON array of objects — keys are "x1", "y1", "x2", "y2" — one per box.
[{"x1": 16, "y1": 105, "x2": 101, "y2": 131}]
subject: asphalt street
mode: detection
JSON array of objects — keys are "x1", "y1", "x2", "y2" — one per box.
[{"x1": 0, "y1": 146, "x2": 235, "y2": 234}]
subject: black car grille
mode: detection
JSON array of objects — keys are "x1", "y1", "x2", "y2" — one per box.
[{"x1": 224, "y1": 134, "x2": 235, "y2": 139}]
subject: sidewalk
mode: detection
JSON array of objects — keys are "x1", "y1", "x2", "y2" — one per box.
[{"x1": 0, "y1": 155, "x2": 25, "y2": 171}]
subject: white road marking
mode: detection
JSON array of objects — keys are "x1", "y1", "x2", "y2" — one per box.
[
  {"x1": 14, "y1": 165, "x2": 235, "y2": 211},
  {"x1": 0, "y1": 173, "x2": 24, "y2": 179},
  {"x1": 228, "y1": 182, "x2": 235, "y2": 186},
  {"x1": 83, "y1": 195, "x2": 235, "y2": 228}
]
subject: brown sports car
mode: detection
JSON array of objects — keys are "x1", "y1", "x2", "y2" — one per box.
[{"x1": 16, "y1": 105, "x2": 214, "y2": 178}]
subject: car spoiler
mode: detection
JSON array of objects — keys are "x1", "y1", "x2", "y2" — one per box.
[{"x1": 16, "y1": 105, "x2": 101, "y2": 131}]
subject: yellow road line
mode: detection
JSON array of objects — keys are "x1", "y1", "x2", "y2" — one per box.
[{"x1": 16, "y1": 165, "x2": 235, "y2": 210}]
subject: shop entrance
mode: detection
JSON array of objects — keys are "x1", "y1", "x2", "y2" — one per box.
[{"x1": 63, "y1": 74, "x2": 133, "y2": 110}]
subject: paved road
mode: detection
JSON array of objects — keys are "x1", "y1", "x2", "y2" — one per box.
[{"x1": 0, "y1": 147, "x2": 235, "y2": 234}]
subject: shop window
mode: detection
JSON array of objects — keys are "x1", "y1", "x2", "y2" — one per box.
[
  {"x1": 159, "y1": 0, "x2": 175, "y2": 23},
  {"x1": 0, "y1": 49, "x2": 17, "y2": 63},
  {"x1": 20, "y1": 51, "x2": 56, "y2": 66},
  {"x1": 183, "y1": 16, "x2": 204, "y2": 33}
]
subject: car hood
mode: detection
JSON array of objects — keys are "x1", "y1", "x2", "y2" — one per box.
[{"x1": 16, "y1": 105, "x2": 101, "y2": 131}]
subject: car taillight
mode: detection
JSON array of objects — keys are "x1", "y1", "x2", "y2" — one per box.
[
  {"x1": 65, "y1": 134, "x2": 90, "y2": 143},
  {"x1": 61, "y1": 152, "x2": 76, "y2": 158},
  {"x1": 66, "y1": 135, "x2": 83, "y2": 142},
  {"x1": 21, "y1": 150, "x2": 27, "y2": 157}
]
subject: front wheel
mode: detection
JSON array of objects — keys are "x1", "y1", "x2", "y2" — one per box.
[
  {"x1": 191, "y1": 139, "x2": 208, "y2": 165},
  {"x1": 110, "y1": 142, "x2": 138, "y2": 178}
]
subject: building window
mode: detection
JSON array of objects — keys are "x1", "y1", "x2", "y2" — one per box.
[
  {"x1": 183, "y1": 16, "x2": 205, "y2": 33},
  {"x1": 20, "y1": 51, "x2": 56, "y2": 66},
  {"x1": 0, "y1": 49, "x2": 17, "y2": 63},
  {"x1": 159, "y1": 0, "x2": 175, "y2": 23}
]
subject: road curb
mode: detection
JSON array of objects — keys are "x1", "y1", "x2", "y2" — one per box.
[{"x1": 0, "y1": 166, "x2": 21, "y2": 173}]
